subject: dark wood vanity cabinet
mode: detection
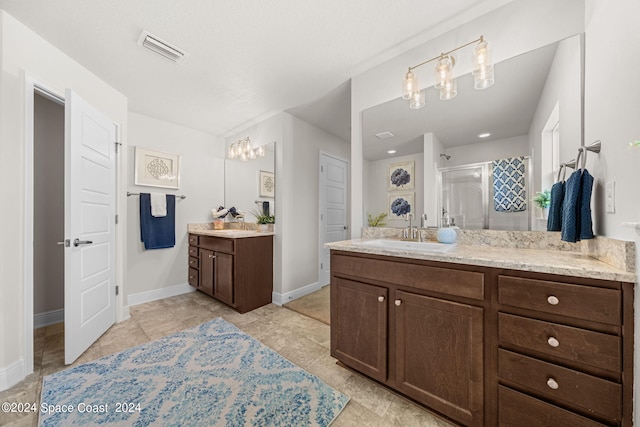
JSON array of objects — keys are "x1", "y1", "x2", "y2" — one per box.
[
  {"x1": 331, "y1": 252, "x2": 487, "y2": 426},
  {"x1": 330, "y1": 250, "x2": 634, "y2": 427},
  {"x1": 188, "y1": 233, "x2": 273, "y2": 313}
]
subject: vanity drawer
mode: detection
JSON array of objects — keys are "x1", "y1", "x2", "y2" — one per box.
[
  {"x1": 331, "y1": 253, "x2": 484, "y2": 300},
  {"x1": 188, "y1": 245, "x2": 198, "y2": 257},
  {"x1": 498, "y1": 313, "x2": 621, "y2": 371},
  {"x1": 497, "y1": 275, "x2": 621, "y2": 325},
  {"x1": 188, "y1": 268, "x2": 199, "y2": 287},
  {"x1": 188, "y1": 256, "x2": 199, "y2": 269},
  {"x1": 188, "y1": 234, "x2": 199, "y2": 246},
  {"x1": 498, "y1": 349, "x2": 621, "y2": 421},
  {"x1": 200, "y1": 236, "x2": 235, "y2": 253},
  {"x1": 498, "y1": 386, "x2": 606, "y2": 427}
]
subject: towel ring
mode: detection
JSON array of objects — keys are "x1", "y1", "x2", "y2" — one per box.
[{"x1": 556, "y1": 164, "x2": 565, "y2": 183}]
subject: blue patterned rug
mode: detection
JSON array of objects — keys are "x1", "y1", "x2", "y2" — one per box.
[{"x1": 39, "y1": 318, "x2": 349, "y2": 426}]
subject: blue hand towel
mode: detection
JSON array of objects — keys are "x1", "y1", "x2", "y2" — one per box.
[
  {"x1": 547, "y1": 180, "x2": 565, "y2": 231},
  {"x1": 140, "y1": 193, "x2": 176, "y2": 249},
  {"x1": 561, "y1": 170, "x2": 582, "y2": 243},
  {"x1": 492, "y1": 157, "x2": 527, "y2": 212},
  {"x1": 579, "y1": 169, "x2": 595, "y2": 240}
]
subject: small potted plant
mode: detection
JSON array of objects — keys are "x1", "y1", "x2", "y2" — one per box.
[
  {"x1": 367, "y1": 212, "x2": 387, "y2": 227},
  {"x1": 532, "y1": 190, "x2": 551, "y2": 219},
  {"x1": 250, "y1": 208, "x2": 275, "y2": 232}
]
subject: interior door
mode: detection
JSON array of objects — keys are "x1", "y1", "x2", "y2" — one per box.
[
  {"x1": 64, "y1": 90, "x2": 116, "y2": 364},
  {"x1": 319, "y1": 154, "x2": 348, "y2": 285}
]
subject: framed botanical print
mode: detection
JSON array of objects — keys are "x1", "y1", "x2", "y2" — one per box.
[
  {"x1": 388, "y1": 161, "x2": 415, "y2": 190},
  {"x1": 388, "y1": 191, "x2": 414, "y2": 218},
  {"x1": 134, "y1": 147, "x2": 180, "y2": 189},
  {"x1": 259, "y1": 170, "x2": 275, "y2": 198}
]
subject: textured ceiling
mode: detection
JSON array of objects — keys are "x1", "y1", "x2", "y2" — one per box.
[{"x1": 0, "y1": 0, "x2": 511, "y2": 138}]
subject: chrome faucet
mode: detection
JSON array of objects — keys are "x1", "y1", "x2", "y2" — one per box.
[{"x1": 403, "y1": 213, "x2": 418, "y2": 240}]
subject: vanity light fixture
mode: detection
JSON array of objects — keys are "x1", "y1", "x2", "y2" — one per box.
[
  {"x1": 227, "y1": 137, "x2": 266, "y2": 161},
  {"x1": 402, "y1": 35, "x2": 495, "y2": 109}
]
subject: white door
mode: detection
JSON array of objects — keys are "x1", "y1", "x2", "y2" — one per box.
[
  {"x1": 319, "y1": 154, "x2": 348, "y2": 285},
  {"x1": 64, "y1": 90, "x2": 116, "y2": 364}
]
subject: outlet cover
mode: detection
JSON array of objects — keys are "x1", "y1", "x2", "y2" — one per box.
[{"x1": 605, "y1": 181, "x2": 615, "y2": 213}]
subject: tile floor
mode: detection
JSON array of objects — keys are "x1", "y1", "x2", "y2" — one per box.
[{"x1": 0, "y1": 291, "x2": 453, "y2": 426}]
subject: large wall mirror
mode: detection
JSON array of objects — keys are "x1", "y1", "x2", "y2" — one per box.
[
  {"x1": 224, "y1": 141, "x2": 276, "y2": 223},
  {"x1": 362, "y1": 34, "x2": 583, "y2": 231}
]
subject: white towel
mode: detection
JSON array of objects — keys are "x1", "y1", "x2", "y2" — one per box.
[{"x1": 150, "y1": 193, "x2": 167, "y2": 217}]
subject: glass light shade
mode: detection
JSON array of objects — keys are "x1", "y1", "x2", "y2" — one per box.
[
  {"x1": 244, "y1": 138, "x2": 252, "y2": 152},
  {"x1": 473, "y1": 39, "x2": 495, "y2": 90},
  {"x1": 402, "y1": 71, "x2": 419, "y2": 100},
  {"x1": 227, "y1": 145, "x2": 235, "y2": 159},
  {"x1": 256, "y1": 145, "x2": 265, "y2": 157},
  {"x1": 240, "y1": 151, "x2": 248, "y2": 161},
  {"x1": 409, "y1": 90, "x2": 425, "y2": 109},
  {"x1": 248, "y1": 149, "x2": 257, "y2": 160},
  {"x1": 434, "y1": 55, "x2": 453, "y2": 89},
  {"x1": 439, "y1": 78, "x2": 457, "y2": 101},
  {"x1": 474, "y1": 65, "x2": 495, "y2": 89},
  {"x1": 234, "y1": 143, "x2": 243, "y2": 157}
]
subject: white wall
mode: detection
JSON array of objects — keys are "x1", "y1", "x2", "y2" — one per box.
[
  {"x1": 0, "y1": 10, "x2": 128, "y2": 390},
  {"x1": 445, "y1": 135, "x2": 529, "y2": 167},
  {"x1": 364, "y1": 153, "x2": 424, "y2": 228},
  {"x1": 582, "y1": 2, "x2": 640, "y2": 423},
  {"x1": 126, "y1": 112, "x2": 224, "y2": 299},
  {"x1": 350, "y1": 0, "x2": 586, "y2": 236}
]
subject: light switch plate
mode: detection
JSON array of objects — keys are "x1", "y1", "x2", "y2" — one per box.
[{"x1": 605, "y1": 181, "x2": 615, "y2": 213}]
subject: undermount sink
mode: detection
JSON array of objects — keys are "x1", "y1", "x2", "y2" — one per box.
[{"x1": 355, "y1": 239, "x2": 456, "y2": 253}]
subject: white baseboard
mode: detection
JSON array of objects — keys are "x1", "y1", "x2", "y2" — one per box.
[
  {"x1": 127, "y1": 282, "x2": 196, "y2": 307},
  {"x1": 34, "y1": 309, "x2": 64, "y2": 329},
  {"x1": 272, "y1": 281, "x2": 325, "y2": 306},
  {"x1": 0, "y1": 359, "x2": 25, "y2": 392}
]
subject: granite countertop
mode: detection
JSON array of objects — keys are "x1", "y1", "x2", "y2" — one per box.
[
  {"x1": 188, "y1": 223, "x2": 274, "y2": 238},
  {"x1": 326, "y1": 238, "x2": 636, "y2": 283}
]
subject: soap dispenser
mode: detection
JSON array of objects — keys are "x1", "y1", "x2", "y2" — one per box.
[{"x1": 437, "y1": 215, "x2": 457, "y2": 244}]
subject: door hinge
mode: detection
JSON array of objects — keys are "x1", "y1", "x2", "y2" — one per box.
[
  {"x1": 115, "y1": 214, "x2": 119, "y2": 224},
  {"x1": 321, "y1": 262, "x2": 324, "y2": 270},
  {"x1": 320, "y1": 213, "x2": 324, "y2": 221},
  {"x1": 115, "y1": 286, "x2": 119, "y2": 296},
  {"x1": 114, "y1": 141, "x2": 122, "y2": 153}
]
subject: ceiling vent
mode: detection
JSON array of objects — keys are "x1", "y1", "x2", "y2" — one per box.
[
  {"x1": 375, "y1": 131, "x2": 395, "y2": 140},
  {"x1": 137, "y1": 30, "x2": 189, "y2": 64}
]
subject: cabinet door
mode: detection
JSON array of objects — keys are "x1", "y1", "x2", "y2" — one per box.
[
  {"x1": 331, "y1": 277, "x2": 388, "y2": 382},
  {"x1": 395, "y1": 290, "x2": 484, "y2": 426},
  {"x1": 214, "y1": 251, "x2": 234, "y2": 306},
  {"x1": 199, "y1": 248, "x2": 214, "y2": 296}
]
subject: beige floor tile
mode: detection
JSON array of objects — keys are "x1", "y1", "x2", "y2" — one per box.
[
  {"x1": 331, "y1": 400, "x2": 385, "y2": 427},
  {"x1": 383, "y1": 396, "x2": 455, "y2": 426},
  {"x1": 276, "y1": 335, "x2": 327, "y2": 369},
  {"x1": 306, "y1": 353, "x2": 353, "y2": 390},
  {"x1": 339, "y1": 372, "x2": 396, "y2": 417}
]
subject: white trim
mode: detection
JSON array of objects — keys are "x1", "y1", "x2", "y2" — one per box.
[
  {"x1": 127, "y1": 283, "x2": 196, "y2": 307},
  {"x1": 0, "y1": 359, "x2": 25, "y2": 391},
  {"x1": 34, "y1": 309, "x2": 64, "y2": 329},
  {"x1": 272, "y1": 281, "x2": 324, "y2": 306}
]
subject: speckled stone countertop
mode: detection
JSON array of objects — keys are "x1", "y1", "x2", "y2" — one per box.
[
  {"x1": 188, "y1": 223, "x2": 274, "y2": 238},
  {"x1": 326, "y1": 238, "x2": 636, "y2": 283}
]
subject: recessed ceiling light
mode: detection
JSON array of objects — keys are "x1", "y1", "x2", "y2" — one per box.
[
  {"x1": 478, "y1": 132, "x2": 491, "y2": 138},
  {"x1": 376, "y1": 131, "x2": 395, "y2": 140},
  {"x1": 387, "y1": 150, "x2": 397, "y2": 154}
]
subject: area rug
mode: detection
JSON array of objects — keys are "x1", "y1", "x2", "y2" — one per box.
[
  {"x1": 284, "y1": 286, "x2": 330, "y2": 325},
  {"x1": 39, "y1": 318, "x2": 348, "y2": 426}
]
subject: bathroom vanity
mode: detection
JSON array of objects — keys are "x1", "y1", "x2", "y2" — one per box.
[
  {"x1": 327, "y1": 235, "x2": 635, "y2": 427},
  {"x1": 188, "y1": 225, "x2": 273, "y2": 313}
]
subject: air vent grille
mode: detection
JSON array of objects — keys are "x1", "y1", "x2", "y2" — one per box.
[
  {"x1": 137, "y1": 30, "x2": 189, "y2": 64},
  {"x1": 375, "y1": 131, "x2": 395, "y2": 140}
]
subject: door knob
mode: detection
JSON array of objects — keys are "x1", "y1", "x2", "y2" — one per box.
[{"x1": 73, "y1": 238, "x2": 94, "y2": 247}]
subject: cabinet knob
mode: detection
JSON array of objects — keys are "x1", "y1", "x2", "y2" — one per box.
[
  {"x1": 547, "y1": 295, "x2": 560, "y2": 305},
  {"x1": 394, "y1": 299, "x2": 402, "y2": 306},
  {"x1": 547, "y1": 337, "x2": 560, "y2": 348},
  {"x1": 189, "y1": 276, "x2": 194, "y2": 279},
  {"x1": 546, "y1": 378, "x2": 559, "y2": 390},
  {"x1": 209, "y1": 254, "x2": 216, "y2": 259},
  {"x1": 378, "y1": 296, "x2": 385, "y2": 303}
]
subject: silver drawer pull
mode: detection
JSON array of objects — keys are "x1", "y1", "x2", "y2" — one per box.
[
  {"x1": 394, "y1": 299, "x2": 402, "y2": 306},
  {"x1": 546, "y1": 378, "x2": 559, "y2": 390},
  {"x1": 378, "y1": 296, "x2": 385, "y2": 303},
  {"x1": 547, "y1": 337, "x2": 560, "y2": 348},
  {"x1": 547, "y1": 295, "x2": 560, "y2": 305}
]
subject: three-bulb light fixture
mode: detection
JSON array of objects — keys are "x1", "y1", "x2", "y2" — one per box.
[
  {"x1": 226, "y1": 137, "x2": 266, "y2": 161},
  {"x1": 402, "y1": 35, "x2": 495, "y2": 109}
]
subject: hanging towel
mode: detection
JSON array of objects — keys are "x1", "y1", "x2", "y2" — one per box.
[
  {"x1": 547, "y1": 181, "x2": 565, "y2": 231},
  {"x1": 150, "y1": 192, "x2": 167, "y2": 217},
  {"x1": 492, "y1": 157, "x2": 527, "y2": 212},
  {"x1": 140, "y1": 193, "x2": 176, "y2": 249},
  {"x1": 579, "y1": 169, "x2": 595, "y2": 240},
  {"x1": 561, "y1": 169, "x2": 582, "y2": 243}
]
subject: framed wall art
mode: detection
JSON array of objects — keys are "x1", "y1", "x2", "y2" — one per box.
[
  {"x1": 134, "y1": 147, "x2": 180, "y2": 189},
  {"x1": 388, "y1": 191, "x2": 414, "y2": 218},
  {"x1": 388, "y1": 160, "x2": 415, "y2": 190},
  {"x1": 259, "y1": 170, "x2": 275, "y2": 198}
]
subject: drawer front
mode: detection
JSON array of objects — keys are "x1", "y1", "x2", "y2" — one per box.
[
  {"x1": 498, "y1": 386, "x2": 606, "y2": 427},
  {"x1": 188, "y1": 245, "x2": 198, "y2": 257},
  {"x1": 188, "y1": 234, "x2": 199, "y2": 246},
  {"x1": 498, "y1": 313, "x2": 621, "y2": 372},
  {"x1": 188, "y1": 267, "x2": 199, "y2": 287},
  {"x1": 331, "y1": 253, "x2": 484, "y2": 300},
  {"x1": 498, "y1": 349, "x2": 621, "y2": 421},
  {"x1": 199, "y1": 235, "x2": 235, "y2": 253},
  {"x1": 188, "y1": 256, "x2": 199, "y2": 269},
  {"x1": 498, "y1": 275, "x2": 621, "y2": 325}
]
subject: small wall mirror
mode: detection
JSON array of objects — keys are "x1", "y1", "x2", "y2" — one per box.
[{"x1": 224, "y1": 141, "x2": 276, "y2": 223}]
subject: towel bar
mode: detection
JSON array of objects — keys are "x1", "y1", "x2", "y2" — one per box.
[{"x1": 127, "y1": 192, "x2": 186, "y2": 199}]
